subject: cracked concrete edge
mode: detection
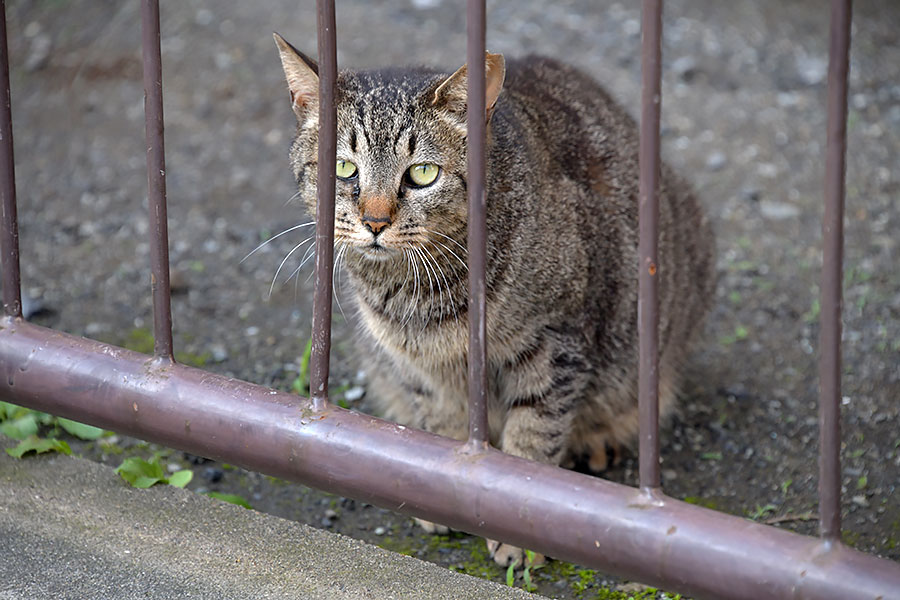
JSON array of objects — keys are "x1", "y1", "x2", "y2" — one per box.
[{"x1": 0, "y1": 438, "x2": 547, "y2": 600}]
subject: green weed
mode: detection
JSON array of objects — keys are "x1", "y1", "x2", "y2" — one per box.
[{"x1": 115, "y1": 456, "x2": 192, "y2": 489}]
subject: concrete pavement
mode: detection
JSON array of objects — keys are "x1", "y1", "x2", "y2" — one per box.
[{"x1": 0, "y1": 441, "x2": 546, "y2": 600}]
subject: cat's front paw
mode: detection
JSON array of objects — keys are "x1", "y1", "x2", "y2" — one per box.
[
  {"x1": 414, "y1": 517, "x2": 450, "y2": 535},
  {"x1": 486, "y1": 539, "x2": 546, "y2": 568}
]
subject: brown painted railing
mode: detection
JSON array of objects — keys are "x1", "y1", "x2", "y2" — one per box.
[{"x1": 1, "y1": 1, "x2": 898, "y2": 598}]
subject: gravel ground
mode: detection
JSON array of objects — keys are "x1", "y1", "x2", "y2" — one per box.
[{"x1": 4, "y1": 0, "x2": 899, "y2": 597}]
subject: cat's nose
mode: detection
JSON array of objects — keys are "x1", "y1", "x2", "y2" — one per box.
[
  {"x1": 363, "y1": 216, "x2": 392, "y2": 235},
  {"x1": 359, "y1": 195, "x2": 396, "y2": 236}
]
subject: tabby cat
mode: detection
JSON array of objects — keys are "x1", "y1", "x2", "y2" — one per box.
[{"x1": 274, "y1": 34, "x2": 715, "y2": 566}]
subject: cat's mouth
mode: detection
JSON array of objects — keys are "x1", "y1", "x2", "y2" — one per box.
[{"x1": 354, "y1": 240, "x2": 397, "y2": 261}]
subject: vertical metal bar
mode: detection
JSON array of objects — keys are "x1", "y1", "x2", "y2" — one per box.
[
  {"x1": 819, "y1": 0, "x2": 851, "y2": 543},
  {"x1": 465, "y1": 0, "x2": 489, "y2": 447},
  {"x1": 0, "y1": 0, "x2": 21, "y2": 319},
  {"x1": 638, "y1": 0, "x2": 663, "y2": 491},
  {"x1": 141, "y1": 0, "x2": 174, "y2": 360},
  {"x1": 309, "y1": 0, "x2": 337, "y2": 409}
]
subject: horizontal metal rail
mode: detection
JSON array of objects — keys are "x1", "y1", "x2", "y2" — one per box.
[{"x1": 1, "y1": 319, "x2": 898, "y2": 600}]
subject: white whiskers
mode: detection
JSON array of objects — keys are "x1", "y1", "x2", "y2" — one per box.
[
  {"x1": 268, "y1": 235, "x2": 315, "y2": 299},
  {"x1": 241, "y1": 221, "x2": 315, "y2": 263}
]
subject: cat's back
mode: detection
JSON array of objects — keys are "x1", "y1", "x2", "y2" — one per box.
[{"x1": 498, "y1": 56, "x2": 640, "y2": 170}]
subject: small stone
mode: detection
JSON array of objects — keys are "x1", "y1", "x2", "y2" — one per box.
[
  {"x1": 343, "y1": 386, "x2": 365, "y2": 402},
  {"x1": 662, "y1": 469, "x2": 677, "y2": 481},
  {"x1": 740, "y1": 187, "x2": 761, "y2": 202},
  {"x1": 245, "y1": 326, "x2": 260, "y2": 336},
  {"x1": 210, "y1": 344, "x2": 229, "y2": 363},
  {"x1": 374, "y1": 526, "x2": 386, "y2": 536},
  {"x1": 321, "y1": 518, "x2": 334, "y2": 528},
  {"x1": 21, "y1": 294, "x2": 48, "y2": 320},
  {"x1": 777, "y1": 92, "x2": 800, "y2": 108},
  {"x1": 195, "y1": 8, "x2": 214, "y2": 26},
  {"x1": 851, "y1": 495, "x2": 869, "y2": 508},
  {"x1": 622, "y1": 19, "x2": 640, "y2": 38},
  {"x1": 757, "y1": 163, "x2": 779, "y2": 178},
  {"x1": 705, "y1": 151, "x2": 727, "y2": 171},
  {"x1": 166, "y1": 462, "x2": 182, "y2": 474},
  {"x1": 671, "y1": 55, "x2": 698, "y2": 81},
  {"x1": 324, "y1": 509, "x2": 338, "y2": 520},
  {"x1": 759, "y1": 201, "x2": 800, "y2": 220},
  {"x1": 202, "y1": 467, "x2": 224, "y2": 483},
  {"x1": 85, "y1": 322, "x2": 106, "y2": 336},
  {"x1": 24, "y1": 21, "x2": 42, "y2": 38},
  {"x1": 25, "y1": 34, "x2": 52, "y2": 72},
  {"x1": 796, "y1": 54, "x2": 827, "y2": 86}
]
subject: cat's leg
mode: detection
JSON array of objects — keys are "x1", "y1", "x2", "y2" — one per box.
[
  {"x1": 576, "y1": 361, "x2": 679, "y2": 474},
  {"x1": 399, "y1": 380, "x2": 468, "y2": 536},
  {"x1": 486, "y1": 334, "x2": 590, "y2": 567},
  {"x1": 366, "y1": 357, "x2": 460, "y2": 535},
  {"x1": 487, "y1": 398, "x2": 577, "y2": 567}
]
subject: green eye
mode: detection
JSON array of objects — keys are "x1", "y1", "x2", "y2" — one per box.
[
  {"x1": 406, "y1": 163, "x2": 440, "y2": 187},
  {"x1": 336, "y1": 160, "x2": 358, "y2": 179}
]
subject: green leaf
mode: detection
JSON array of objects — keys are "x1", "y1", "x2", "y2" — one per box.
[
  {"x1": 506, "y1": 559, "x2": 518, "y2": 586},
  {"x1": 6, "y1": 435, "x2": 72, "y2": 458},
  {"x1": 167, "y1": 469, "x2": 193, "y2": 488},
  {"x1": 701, "y1": 451, "x2": 723, "y2": 461},
  {"x1": 856, "y1": 475, "x2": 867, "y2": 490},
  {"x1": 130, "y1": 475, "x2": 163, "y2": 489},
  {"x1": 1, "y1": 414, "x2": 39, "y2": 440},
  {"x1": 58, "y1": 418, "x2": 105, "y2": 440},
  {"x1": 292, "y1": 337, "x2": 313, "y2": 395},
  {"x1": 0, "y1": 400, "x2": 17, "y2": 420},
  {"x1": 33, "y1": 411, "x2": 55, "y2": 426},
  {"x1": 115, "y1": 457, "x2": 165, "y2": 488},
  {"x1": 522, "y1": 564, "x2": 533, "y2": 591},
  {"x1": 204, "y1": 491, "x2": 253, "y2": 509}
]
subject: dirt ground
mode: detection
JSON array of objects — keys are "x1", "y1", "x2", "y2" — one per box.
[{"x1": 5, "y1": 0, "x2": 899, "y2": 597}]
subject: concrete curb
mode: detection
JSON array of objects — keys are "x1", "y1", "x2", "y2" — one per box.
[{"x1": 0, "y1": 442, "x2": 547, "y2": 599}]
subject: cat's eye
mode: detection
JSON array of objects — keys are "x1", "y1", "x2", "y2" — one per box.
[
  {"x1": 336, "y1": 160, "x2": 358, "y2": 180},
  {"x1": 405, "y1": 163, "x2": 440, "y2": 187}
]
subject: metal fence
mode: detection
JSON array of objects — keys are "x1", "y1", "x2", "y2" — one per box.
[{"x1": 1, "y1": 1, "x2": 899, "y2": 598}]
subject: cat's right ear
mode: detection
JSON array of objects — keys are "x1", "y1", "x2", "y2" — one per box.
[
  {"x1": 273, "y1": 33, "x2": 319, "y2": 121},
  {"x1": 432, "y1": 52, "x2": 506, "y2": 123}
]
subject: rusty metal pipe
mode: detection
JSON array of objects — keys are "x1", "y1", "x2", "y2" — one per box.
[
  {"x1": 818, "y1": 0, "x2": 852, "y2": 542},
  {"x1": 0, "y1": 0, "x2": 21, "y2": 319},
  {"x1": 465, "y1": 0, "x2": 489, "y2": 447},
  {"x1": 2, "y1": 319, "x2": 899, "y2": 600},
  {"x1": 638, "y1": 0, "x2": 662, "y2": 491},
  {"x1": 308, "y1": 0, "x2": 338, "y2": 409},
  {"x1": 141, "y1": 0, "x2": 174, "y2": 360}
]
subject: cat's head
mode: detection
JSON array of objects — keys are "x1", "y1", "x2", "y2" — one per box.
[{"x1": 274, "y1": 33, "x2": 504, "y2": 263}]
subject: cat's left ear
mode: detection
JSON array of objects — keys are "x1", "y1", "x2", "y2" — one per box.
[
  {"x1": 273, "y1": 32, "x2": 319, "y2": 121},
  {"x1": 432, "y1": 52, "x2": 506, "y2": 122}
]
